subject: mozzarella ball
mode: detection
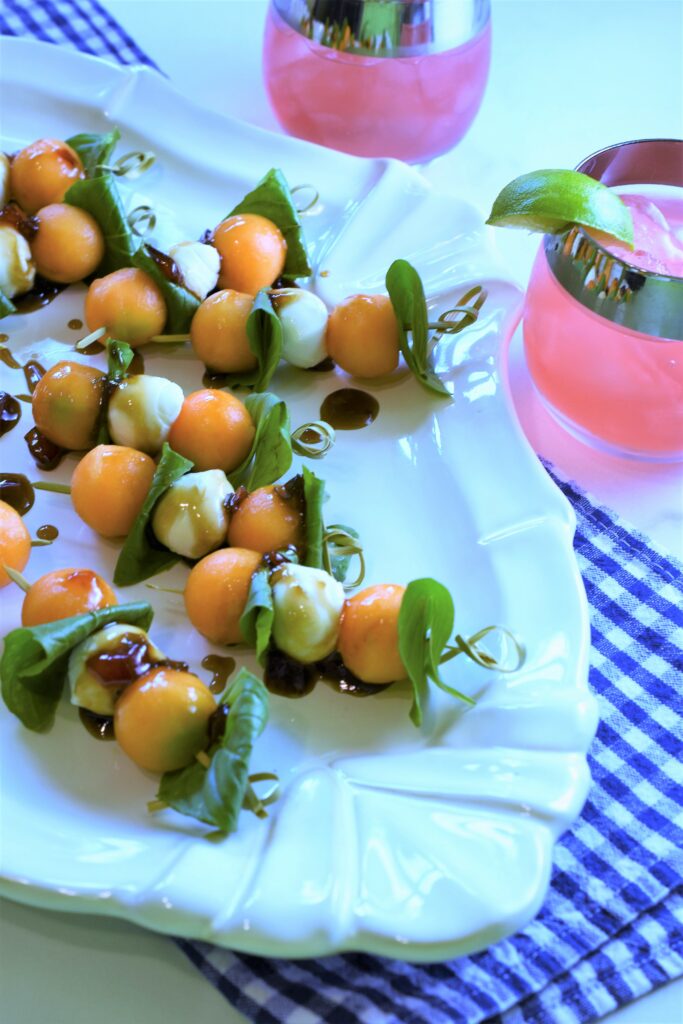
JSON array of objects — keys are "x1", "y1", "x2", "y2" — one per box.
[
  {"x1": 271, "y1": 288, "x2": 329, "y2": 369},
  {"x1": 0, "y1": 225, "x2": 35, "y2": 298},
  {"x1": 107, "y1": 374, "x2": 184, "y2": 455},
  {"x1": 271, "y1": 563, "x2": 345, "y2": 664},
  {"x1": 151, "y1": 469, "x2": 232, "y2": 560},
  {"x1": 169, "y1": 240, "x2": 220, "y2": 300},
  {"x1": 0, "y1": 154, "x2": 10, "y2": 207},
  {"x1": 68, "y1": 623, "x2": 165, "y2": 716}
]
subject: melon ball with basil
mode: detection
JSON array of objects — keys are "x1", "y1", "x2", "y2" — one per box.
[
  {"x1": 213, "y1": 213, "x2": 287, "y2": 295},
  {"x1": 31, "y1": 203, "x2": 104, "y2": 283},
  {"x1": 71, "y1": 444, "x2": 156, "y2": 538},
  {"x1": 114, "y1": 667, "x2": 217, "y2": 773},
  {"x1": 32, "y1": 360, "x2": 106, "y2": 451},
  {"x1": 184, "y1": 547, "x2": 262, "y2": 645},
  {"x1": 10, "y1": 137, "x2": 85, "y2": 214},
  {"x1": 326, "y1": 294, "x2": 400, "y2": 378},
  {"x1": 337, "y1": 583, "x2": 407, "y2": 684},
  {"x1": 85, "y1": 267, "x2": 167, "y2": 347}
]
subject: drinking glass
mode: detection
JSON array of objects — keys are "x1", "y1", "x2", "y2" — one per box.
[
  {"x1": 263, "y1": 0, "x2": 491, "y2": 163},
  {"x1": 523, "y1": 139, "x2": 683, "y2": 461}
]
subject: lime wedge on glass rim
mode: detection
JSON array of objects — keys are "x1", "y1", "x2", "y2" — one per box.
[{"x1": 486, "y1": 169, "x2": 634, "y2": 247}]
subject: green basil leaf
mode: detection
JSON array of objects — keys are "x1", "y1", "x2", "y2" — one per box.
[
  {"x1": 66, "y1": 128, "x2": 121, "y2": 179},
  {"x1": 65, "y1": 173, "x2": 139, "y2": 276},
  {"x1": 113, "y1": 443, "x2": 194, "y2": 586},
  {"x1": 228, "y1": 168, "x2": 312, "y2": 280},
  {"x1": 0, "y1": 288, "x2": 17, "y2": 319},
  {"x1": 94, "y1": 338, "x2": 136, "y2": 446},
  {"x1": 157, "y1": 668, "x2": 270, "y2": 833},
  {"x1": 217, "y1": 290, "x2": 283, "y2": 392},
  {"x1": 302, "y1": 466, "x2": 325, "y2": 570},
  {"x1": 239, "y1": 565, "x2": 274, "y2": 666},
  {"x1": 1, "y1": 602, "x2": 153, "y2": 732},
  {"x1": 106, "y1": 338, "x2": 135, "y2": 382},
  {"x1": 385, "y1": 259, "x2": 451, "y2": 397},
  {"x1": 229, "y1": 392, "x2": 292, "y2": 491},
  {"x1": 131, "y1": 245, "x2": 199, "y2": 334},
  {"x1": 398, "y1": 578, "x2": 459, "y2": 727}
]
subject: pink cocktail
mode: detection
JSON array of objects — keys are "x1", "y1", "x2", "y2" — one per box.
[
  {"x1": 523, "y1": 140, "x2": 683, "y2": 460},
  {"x1": 263, "y1": 0, "x2": 491, "y2": 163}
]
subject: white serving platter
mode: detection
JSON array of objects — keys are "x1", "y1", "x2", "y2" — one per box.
[{"x1": 0, "y1": 37, "x2": 597, "y2": 962}]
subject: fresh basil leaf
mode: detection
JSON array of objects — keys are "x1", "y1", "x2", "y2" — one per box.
[
  {"x1": 228, "y1": 168, "x2": 312, "y2": 280},
  {"x1": 239, "y1": 565, "x2": 274, "y2": 666},
  {"x1": 106, "y1": 338, "x2": 135, "y2": 382},
  {"x1": 113, "y1": 443, "x2": 193, "y2": 586},
  {"x1": 131, "y1": 245, "x2": 199, "y2": 334},
  {"x1": 66, "y1": 128, "x2": 121, "y2": 179},
  {"x1": 65, "y1": 173, "x2": 138, "y2": 276},
  {"x1": 385, "y1": 259, "x2": 451, "y2": 397},
  {"x1": 229, "y1": 392, "x2": 292, "y2": 491},
  {"x1": 0, "y1": 287, "x2": 16, "y2": 319},
  {"x1": 398, "y1": 578, "x2": 472, "y2": 727},
  {"x1": 95, "y1": 339, "x2": 136, "y2": 445},
  {"x1": 1, "y1": 602, "x2": 153, "y2": 732},
  {"x1": 302, "y1": 466, "x2": 325, "y2": 570},
  {"x1": 218, "y1": 290, "x2": 283, "y2": 391},
  {"x1": 157, "y1": 668, "x2": 270, "y2": 833}
]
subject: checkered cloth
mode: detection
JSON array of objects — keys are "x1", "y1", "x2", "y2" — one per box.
[{"x1": 3, "y1": 4, "x2": 682, "y2": 1023}]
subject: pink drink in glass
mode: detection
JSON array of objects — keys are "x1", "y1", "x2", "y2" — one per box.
[
  {"x1": 263, "y1": 3, "x2": 491, "y2": 162},
  {"x1": 524, "y1": 187, "x2": 683, "y2": 459}
]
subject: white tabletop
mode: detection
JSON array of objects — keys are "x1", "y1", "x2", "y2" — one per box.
[{"x1": 1, "y1": 2, "x2": 682, "y2": 1022}]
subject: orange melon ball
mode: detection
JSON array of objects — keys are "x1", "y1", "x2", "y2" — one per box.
[
  {"x1": 190, "y1": 289, "x2": 257, "y2": 373},
  {"x1": 114, "y1": 667, "x2": 216, "y2": 773},
  {"x1": 0, "y1": 500, "x2": 31, "y2": 588},
  {"x1": 184, "y1": 547, "x2": 262, "y2": 645},
  {"x1": 31, "y1": 203, "x2": 104, "y2": 284},
  {"x1": 227, "y1": 485, "x2": 304, "y2": 554},
  {"x1": 338, "y1": 584, "x2": 406, "y2": 684},
  {"x1": 32, "y1": 360, "x2": 106, "y2": 450},
  {"x1": 326, "y1": 294, "x2": 400, "y2": 378},
  {"x1": 10, "y1": 138, "x2": 84, "y2": 215},
  {"x1": 71, "y1": 445, "x2": 156, "y2": 538},
  {"x1": 168, "y1": 389, "x2": 255, "y2": 473},
  {"x1": 213, "y1": 213, "x2": 287, "y2": 295},
  {"x1": 85, "y1": 267, "x2": 167, "y2": 348},
  {"x1": 21, "y1": 568, "x2": 117, "y2": 627}
]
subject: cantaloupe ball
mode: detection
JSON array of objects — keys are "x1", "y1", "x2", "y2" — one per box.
[
  {"x1": 21, "y1": 568, "x2": 117, "y2": 627},
  {"x1": 337, "y1": 584, "x2": 406, "y2": 684},
  {"x1": 0, "y1": 500, "x2": 31, "y2": 588},
  {"x1": 32, "y1": 360, "x2": 106, "y2": 451},
  {"x1": 31, "y1": 203, "x2": 104, "y2": 283},
  {"x1": 114, "y1": 667, "x2": 216, "y2": 773},
  {"x1": 326, "y1": 294, "x2": 400, "y2": 378},
  {"x1": 190, "y1": 289, "x2": 257, "y2": 373},
  {"x1": 168, "y1": 389, "x2": 255, "y2": 473},
  {"x1": 184, "y1": 547, "x2": 262, "y2": 645},
  {"x1": 10, "y1": 138, "x2": 84, "y2": 214},
  {"x1": 226, "y1": 485, "x2": 304, "y2": 554},
  {"x1": 85, "y1": 267, "x2": 167, "y2": 348},
  {"x1": 213, "y1": 214, "x2": 286, "y2": 295},
  {"x1": 71, "y1": 445, "x2": 156, "y2": 538}
]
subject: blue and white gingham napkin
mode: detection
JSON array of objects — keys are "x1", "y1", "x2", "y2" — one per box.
[{"x1": 3, "y1": 4, "x2": 682, "y2": 1022}]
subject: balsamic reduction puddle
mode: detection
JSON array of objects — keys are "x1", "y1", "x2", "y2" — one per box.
[
  {"x1": 320, "y1": 388, "x2": 379, "y2": 430},
  {"x1": 264, "y1": 649, "x2": 392, "y2": 700},
  {"x1": 79, "y1": 709, "x2": 115, "y2": 741},
  {"x1": 0, "y1": 346, "x2": 46, "y2": 392},
  {"x1": 13, "y1": 277, "x2": 65, "y2": 314},
  {"x1": 0, "y1": 392, "x2": 21, "y2": 436},
  {"x1": 68, "y1": 318, "x2": 83, "y2": 331},
  {"x1": 24, "y1": 426, "x2": 66, "y2": 470},
  {"x1": 202, "y1": 368, "x2": 231, "y2": 390},
  {"x1": 201, "y1": 654, "x2": 236, "y2": 694},
  {"x1": 36, "y1": 524, "x2": 58, "y2": 543},
  {"x1": 0, "y1": 473, "x2": 34, "y2": 515}
]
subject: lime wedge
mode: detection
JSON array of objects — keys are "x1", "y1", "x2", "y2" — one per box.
[{"x1": 486, "y1": 169, "x2": 634, "y2": 247}]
